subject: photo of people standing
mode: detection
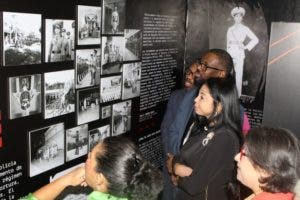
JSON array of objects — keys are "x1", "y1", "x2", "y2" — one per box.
[{"x1": 102, "y1": 0, "x2": 125, "y2": 34}]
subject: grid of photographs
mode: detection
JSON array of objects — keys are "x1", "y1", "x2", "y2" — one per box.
[
  {"x1": 88, "y1": 124, "x2": 110, "y2": 151},
  {"x1": 2, "y1": 12, "x2": 42, "y2": 66},
  {"x1": 28, "y1": 122, "x2": 64, "y2": 177},
  {"x1": 112, "y1": 100, "x2": 131, "y2": 136}
]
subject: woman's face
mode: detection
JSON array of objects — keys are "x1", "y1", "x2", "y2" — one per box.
[
  {"x1": 194, "y1": 84, "x2": 215, "y2": 118},
  {"x1": 233, "y1": 13, "x2": 243, "y2": 23}
]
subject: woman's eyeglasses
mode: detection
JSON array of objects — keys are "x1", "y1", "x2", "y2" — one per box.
[{"x1": 239, "y1": 147, "x2": 249, "y2": 160}]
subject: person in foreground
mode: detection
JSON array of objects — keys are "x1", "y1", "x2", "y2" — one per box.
[
  {"x1": 22, "y1": 135, "x2": 163, "y2": 200},
  {"x1": 167, "y1": 76, "x2": 243, "y2": 200},
  {"x1": 235, "y1": 127, "x2": 300, "y2": 200}
]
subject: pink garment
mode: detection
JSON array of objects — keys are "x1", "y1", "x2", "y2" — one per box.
[{"x1": 242, "y1": 112, "x2": 250, "y2": 135}]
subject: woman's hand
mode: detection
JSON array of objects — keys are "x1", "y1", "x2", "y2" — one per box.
[{"x1": 62, "y1": 165, "x2": 87, "y2": 187}]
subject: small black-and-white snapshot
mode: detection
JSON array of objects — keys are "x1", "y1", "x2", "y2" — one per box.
[
  {"x1": 76, "y1": 48, "x2": 101, "y2": 89},
  {"x1": 29, "y1": 122, "x2": 64, "y2": 177},
  {"x1": 66, "y1": 124, "x2": 88, "y2": 162},
  {"x1": 123, "y1": 29, "x2": 142, "y2": 61},
  {"x1": 44, "y1": 69, "x2": 75, "y2": 119},
  {"x1": 77, "y1": 5, "x2": 101, "y2": 45},
  {"x1": 45, "y1": 19, "x2": 75, "y2": 62},
  {"x1": 102, "y1": 0, "x2": 125, "y2": 34},
  {"x1": 2, "y1": 12, "x2": 41, "y2": 66},
  {"x1": 77, "y1": 87, "x2": 100, "y2": 125},
  {"x1": 89, "y1": 124, "x2": 110, "y2": 151},
  {"x1": 101, "y1": 36, "x2": 124, "y2": 75},
  {"x1": 101, "y1": 105, "x2": 111, "y2": 119},
  {"x1": 100, "y1": 75, "x2": 121, "y2": 103},
  {"x1": 9, "y1": 74, "x2": 42, "y2": 119},
  {"x1": 122, "y1": 62, "x2": 141, "y2": 100},
  {"x1": 112, "y1": 100, "x2": 131, "y2": 136}
]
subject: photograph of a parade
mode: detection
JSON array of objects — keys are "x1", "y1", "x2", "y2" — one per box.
[
  {"x1": 3, "y1": 12, "x2": 41, "y2": 66},
  {"x1": 100, "y1": 75, "x2": 122, "y2": 103}
]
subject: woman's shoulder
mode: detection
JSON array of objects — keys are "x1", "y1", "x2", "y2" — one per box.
[{"x1": 213, "y1": 127, "x2": 240, "y2": 147}]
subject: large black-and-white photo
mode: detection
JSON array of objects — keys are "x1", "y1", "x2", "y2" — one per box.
[
  {"x1": 77, "y1": 5, "x2": 101, "y2": 45},
  {"x1": 77, "y1": 87, "x2": 100, "y2": 125},
  {"x1": 29, "y1": 122, "x2": 64, "y2": 177},
  {"x1": 66, "y1": 124, "x2": 88, "y2": 162},
  {"x1": 76, "y1": 48, "x2": 101, "y2": 89},
  {"x1": 89, "y1": 124, "x2": 110, "y2": 151},
  {"x1": 101, "y1": 36, "x2": 124, "y2": 75},
  {"x1": 45, "y1": 19, "x2": 75, "y2": 62},
  {"x1": 123, "y1": 29, "x2": 142, "y2": 61},
  {"x1": 9, "y1": 74, "x2": 42, "y2": 119},
  {"x1": 100, "y1": 75, "x2": 121, "y2": 103},
  {"x1": 122, "y1": 62, "x2": 141, "y2": 100},
  {"x1": 44, "y1": 69, "x2": 75, "y2": 119},
  {"x1": 101, "y1": 105, "x2": 111, "y2": 119},
  {"x1": 3, "y1": 12, "x2": 41, "y2": 66},
  {"x1": 102, "y1": 0, "x2": 126, "y2": 34},
  {"x1": 112, "y1": 100, "x2": 131, "y2": 136}
]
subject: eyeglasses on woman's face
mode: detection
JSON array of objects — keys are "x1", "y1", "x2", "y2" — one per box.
[{"x1": 239, "y1": 146, "x2": 250, "y2": 161}]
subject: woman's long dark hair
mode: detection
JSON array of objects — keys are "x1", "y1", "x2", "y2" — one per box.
[{"x1": 94, "y1": 135, "x2": 163, "y2": 200}]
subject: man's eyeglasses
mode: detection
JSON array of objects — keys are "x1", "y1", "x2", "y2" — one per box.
[{"x1": 196, "y1": 59, "x2": 224, "y2": 72}]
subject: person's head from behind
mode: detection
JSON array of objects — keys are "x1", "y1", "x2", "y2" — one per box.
[
  {"x1": 184, "y1": 63, "x2": 197, "y2": 89},
  {"x1": 235, "y1": 127, "x2": 300, "y2": 195},
  {"x1": 194, "y1": 49, "x2": 234, "y2": 86},
  {"x1": 85, "y1": 134, "x2": 163, "y2": 200},
  {"x1": 194, "y1": 76, "x2": 241, "y2": 134}
]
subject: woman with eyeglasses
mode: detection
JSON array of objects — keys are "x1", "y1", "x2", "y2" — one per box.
[
  {"x1": 167, "y1": 76, "x2": 243, "y2": 200},
  {"x1": 235, "y1": 127, "x2": 300, "y2": 200}
]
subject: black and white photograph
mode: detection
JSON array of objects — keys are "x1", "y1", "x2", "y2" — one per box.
[
  {"x1": 66, "y1": 124, "x2": 88, "y2": 162},
  {"x1": 77, "y1": 5, "x2": 101, "y2": 45},
  {"x1": 101, "y1": 36, "x2": 124, "y2": 75},
  {"x1": 44, "y1": 69, "x2": 75, "y2": 119},
  {"x1": 112, "y1": 100, "x2": 131, "y2": 136},
  {"x1": 9, "y1": 74, "x2": 42, "y2": 119},
  {"x1": 2, "y1": 12, "x2": 41, "y2": 66},
  {"x1": 100, "y1": 75, "x2": 121, "y2": 103},
  {"x1": 102, "y1": 0, "x2": 126, "y2": 34},
  {"x1": 45, "y1": 19, "x2": 75, "y2": 62},
  {"x1": 88, "y1": 124, "x2": 110, "y2": 150},
  {"x1": 101, "y1": 105, "x2": 111, "y2": 119},
  {"x1": 122, "y1": 62, "x2": 141, "y2": 100},
  {"x1": 75, "y1": 48, "x2": 101, "y2": 89},
  {"x1": 77, "y1": 87, "x2": 100, "y2": 125},
  {"x1": 123, "y1": 29, "x2": 142, "y2": 61},
  {"x1": 29, "y1": 122, "x2": 64, "y2": 177}
]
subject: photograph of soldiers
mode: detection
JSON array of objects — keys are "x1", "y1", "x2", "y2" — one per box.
[
  {"x1": 100, "y1": 75, "x2": 122, "y2": 103},
  {"x1": 112, "y1": 100, "x2": 131, "y2": 136},
  {"x1": 77, "y1": 5, "x2": 101, "y2": 45},
  {"x1": 66, "y1": 124, "x2": 88, "y2": 162},
  {"x1": 101, "y1": 36, "x2": 124, "y2": 75},
  {"x1": 227, "y1": 6, "x2": 259, "y2": 97},
  {"x1": 75, "y1": 48, "x2": 101, "y2": 89},
  {"x1": 101, "y1": 105, "x2": 111, "y2": 119},
  {"x1": 45, "y1": 19, "x2": 75, "y2": 62},
  {"x1": 3, "y1": 12, "x2": 41, "y2": 66},
  {"x1": 123, "y1": 29, "x2": 142, "y2": 61},
  {"x1": 44, "y1": 70, "x2": 75, "y2": 119},
  {"x1": 88, "y1": 125, "x2": 110, "y2": 151},
  {"x1": 29, "y1": 123, "x2": 64, "y2": 177},
  {"x1": 77, "y1": 87, "x2": 100, "y2": 125},
  {"x1": 122, "y1": 62, "x2": 141, "y2": 100},
  {"x1": 9, "y1": 74, "x2": 42, "y2": 119},
  {"x1": 102, "y1": 0, "x2": 125, "y2": 34}
]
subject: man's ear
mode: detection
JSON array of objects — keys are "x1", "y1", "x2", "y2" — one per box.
[{"x1": 218, "y1": 70, "x2": 226, "y2": 78}]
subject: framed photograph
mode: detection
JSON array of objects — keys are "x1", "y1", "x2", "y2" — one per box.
[
  {"x1": 102, "y1": 0, "x2": 126, "y2": 34},
  {"x1": 77, "y1": 5, "x2": 101, "y2": 45},
  {"x1": 45, "y1": 19, "x2": 75, "y2": 62},
  {"x1": 122, "y1": 62, "x2": 141, "y2": 100},
  {"x1": 101, "y1": 105, "x2": 111, "y2": 119},
  {"x1": 9, "y1": 74, "x2": 42, "y2": 119},
  {"x1": 2, "y1": 12, "x2": 41, "y2": 66},
  {"x1": 44, "y1": 69, "x2": 75, "y2": 119},
  {"x1": 100, "y1": 75, "x2": 121, "y2": 103},
  {"x1": 75, "y1": 48, "x2": 101, "y2": 89},
  {"x1": 123, "y1": 29, "x2": 142, "y2": 61},
  {"x1": 101, "y1": 36, "x2": 124, "y2": 75},
  {"x1": 28, "y1": 122, "x2": 64, "y2": 177},
  {"x1": 77, "y1": 87, "x2": 100, "y2": 125},
  {"x1": 66, "y1": 124, "x2": 88, "y2": 162},
  {"x1": 112, "y1": 100, "x2": 131, "y2": 136},
  {"x1": 88, "y1": 124, "x2": 110, "y2": 151}
]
